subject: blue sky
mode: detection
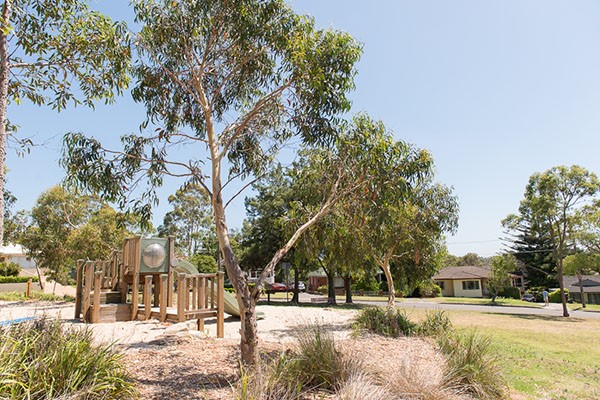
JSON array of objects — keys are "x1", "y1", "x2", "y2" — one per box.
[{"x1": 6, "y1": 0, "x2": 600, "y2": 257}]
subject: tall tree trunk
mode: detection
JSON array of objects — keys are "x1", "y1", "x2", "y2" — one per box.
[
  {"x1": 556, "y1": 260, "x2": 569, "y2": 317},
  {"x1": 344, "y1": 274, "x2": 352, "y2": 303},
  {"x1": 0, "y1": 1, "x2": 11, "y2": 247},
  {"x1": 577, "y1": 272, "x2": 586, "y2": 308},
  {"x1": 375, "y1": 247, "x2": 396, "y2": 312},
  {"x1": 326, "y1": 270, "x2": 336, "y2": 305},
  {"x1": 291, "y1": 267, "x2": 299, "y2": 303}
]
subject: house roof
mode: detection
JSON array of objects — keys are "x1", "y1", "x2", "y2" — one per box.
[
  {"x1": 563, "y1": 275, "x2": 600, "y2": 294},
  {"x1": 0, "y1": 244, "x2": 26, "y2": 256},
  {"x1": 432, "y1": 266, "x2": 493, "y2": 281}
]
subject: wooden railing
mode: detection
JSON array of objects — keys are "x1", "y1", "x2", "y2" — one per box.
[
  {"x1": 176, "y1": 272, "x2": 224, "y2": 336},
  {"x1": 74, "y1": 252, "x2": 121, "y2": 322}
]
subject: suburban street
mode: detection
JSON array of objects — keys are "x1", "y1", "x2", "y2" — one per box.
[{"x1": 295, "y1": 292, "x2": 600, "y2": 320}]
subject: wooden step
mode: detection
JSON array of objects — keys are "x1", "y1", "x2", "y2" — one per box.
[{"x1": 86, "y1": 303, "x2": 131, "y2": 323}]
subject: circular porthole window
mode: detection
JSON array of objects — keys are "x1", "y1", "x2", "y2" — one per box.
[{"x1": 142, "y1": 243, "x2": 166, "y2": 269}]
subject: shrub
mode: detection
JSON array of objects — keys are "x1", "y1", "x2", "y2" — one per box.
[
  {"x1": 0, "y1": 318, "x2": 137, "y2": 399},
  {"x1": 0, "y1": 276, "x2": 39, "y2": 283},
  {"x1": 418, "y1": 310, "x2": 453, "y2": 337},
  {"x1": 500, "y1": 286, "x2": 521, "y2": 300},
  {"x1": 352, "y1": 275, "x2": 380, "y2": 292},
  {"x1": 438, "y1": 330, "x2": 507, "y2": 400},
  {"x1": 378, "y1": 281, "x2": 388, "y2": 292},
  {"x1": 413, "y1": 281, "x2": 441, "y2": 298},
  {"x1": 234, "y1": 322, "x2": 361, "y2": 399},
  {"x1": 0, "y1": 262, "x2": 21, "y2": 277},
  {"x1": 316, "y1": 285, "x2": 328, "y2": 295},
  {"x1": 354, "y1": 306, "x2": 417, "y2": 337},
  {"x1": 189, "y1": 253, "x2": 218, "y2": 273},
  {"x1": 549, "y1": 288, "x2": 569, "y2": 303}
]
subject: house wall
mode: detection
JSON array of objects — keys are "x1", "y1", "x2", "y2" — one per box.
[
  {"x1": 436, "y1": 280, "x2": 454, "y2": 297},
  {"x1": 453, "y1": 279, "x2": 483, "y2": 298}
]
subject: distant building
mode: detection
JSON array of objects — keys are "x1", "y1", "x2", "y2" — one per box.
[
  {"x1": 0, "y1": 244, "x2": 37, "y2": 277},
  {"x1": 563, "y1": 275, "x2": 600, "y2": 305}
]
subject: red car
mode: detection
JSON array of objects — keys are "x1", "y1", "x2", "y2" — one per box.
[{"x1": 268, "y1": 282, "x2": 287, "y2": 292}]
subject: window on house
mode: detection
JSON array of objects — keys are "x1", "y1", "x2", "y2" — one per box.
[
  {"x1": 462, "y1": 280, "x2": 480, "y2": 290},
  {"x1": 438, "y1": 281, "x2": 445, "y2": 290},
  {"x1": 515, "y1": 278, "x2": 522, "y2": 287}
]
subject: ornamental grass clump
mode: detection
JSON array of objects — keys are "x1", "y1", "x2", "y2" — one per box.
[
  {"x1": 353, "y1": 306, "x2": 418, "y2": 337},
  {"x1": 418, "y1": 310, "x2": 453, "y2": 337},
  {"x1": 0, "y1": 318, "x2": 137, "y2": 400},
  {"x1": 438, "y1": 330, "x2": 507, "y2": 400},
  {"x1": 234, "y1": 322, "x2": 363, "y2": 399}
]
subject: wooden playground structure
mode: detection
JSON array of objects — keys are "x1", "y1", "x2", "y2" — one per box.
[{"x1": 74, "y1": 237, "x2": 225, "y2": 337}]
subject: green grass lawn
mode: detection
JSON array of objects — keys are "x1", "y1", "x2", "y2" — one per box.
[
  {"x1": 406, "y1": 309, "x2": 600, "y2": 400},
  {"x1": 437, "y1": 296, "x2": 543, "y2": 308},
  {"x1": 569, "y1": 303, "x2": 600, "y2": 313}
]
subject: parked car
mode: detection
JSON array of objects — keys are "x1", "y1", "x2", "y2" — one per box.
[
  {"x1": 286, "y1": 281, "x2": 306, "y2": 292},
  {"x1": 521, "y1": 293, "x2": 536, "y2": 302},
  {"x1": 267, "y1": 282, "x2": 287, "y2": 292}
]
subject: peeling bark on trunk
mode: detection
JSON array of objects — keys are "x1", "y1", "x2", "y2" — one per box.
[
  {"x1": 375, "y1": 248, "x2": 396, "y2": 312},
  {"x1": 0, "y1": 1, "x2": 11, "y2": 246}
]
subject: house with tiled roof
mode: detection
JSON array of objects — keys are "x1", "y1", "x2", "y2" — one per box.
[
  {"x1": 432, "y1": 266, "x2": 492, "y2": 297},
  {"x1": 563, "y1": 275, "x2": 600, "y2": 305}
]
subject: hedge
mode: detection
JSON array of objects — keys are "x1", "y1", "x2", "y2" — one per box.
[{"x1": 0, "y1": 276, "x2": 39, "y2": 284}]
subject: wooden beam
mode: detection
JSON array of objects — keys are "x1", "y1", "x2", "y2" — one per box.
[
  {"x1": 144, "y1": 275, "x2": 153, "y2": 321},
  {"x1": 160, "y1": 274, "x2": 168, "y2": 322},
  {"x1": 177, "y1": 273, "x2": 186, "y2": 323},
  {"x1": 197, "y1": 277, "x2": 205, "y2": 331},
  {"x1": 217, "y1": 272, "x2": 224, "y2": 338},
  {"x1": 82, "y1": 261, "x2": 93, "y2": 323},
  {"x1": 131, "y1": 236, "x2": 141, "y2": 321},
  {"x1": 92, "y1": 271, "x2": 102, "y2": 323},
  {"x1": 74, "y1": 260, "x2": 84, "y2": 319}
]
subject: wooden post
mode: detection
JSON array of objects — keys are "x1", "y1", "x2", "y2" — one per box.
[
  {"x1": 120, "y1": 239, "x2": 128, "y2": 303},
  {"x1": 82, "y1": 261, "x2": 94, "y2": 322},
  {"x1": 168, "y1": 268, "x2": 175, "y2": 307},
  {"x1": 177, "y1": 273, "x2": 186, "y2": 323},
  {"x1": 25, "y1": 278, "x2": 31, "y2": 298},
  {"x1": 92, "y1": 271, "x2": 102, "y2": 323},
  {"x1": 160, "y1": 274, "x2": 168, "y2": 322},
  {"x1": 153, "y1": 274, "x2": 161, "y2": 307},
  {"x1": 131, "y1": 237, "x2": 141, "y2": 321},
  {"x1": 74, "y1": 260, "x2": 84, "y2": 319},
  {"x1": 217, "y1": 272, "x2": 224, "y2": 338},
  {"x1": 144, "y1": 275, "x2": 153, "y2": 321},
  {"x1": 197, "y1": 276, "x2": 205, "y2": 331}
]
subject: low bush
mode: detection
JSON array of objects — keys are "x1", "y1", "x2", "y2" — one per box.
[
  {"x1": 353, "y1": 306, "x2": 417, "y2": 337},
  {"x1": 0, "y1": 275, "x2": 39, "y2": 283},
  {"x1": 500, "y1": 286, "x2": 521, "y2": 300},
  {"x1": 549, "y1": 288, "x2": 568, "y2": 303},
  {"x1": 351, "y1": 275, "x2": 380, "y2": 292},
  {"x1": 316, "y1": 285, "x2": 328, "y2": 295},
  {"x1": 438, "y1": 330, "x2": 507, "y2": 400},
  {"x1": 0, "y1": 318, "x2": 137, "y2": 399},
  {"x1": 0, "y1": 262, "x2": 21, "y2": 277},
  {"x1": 412, "y1": 281, "x2": 442, "y2": 298},
  {"x1": 378, "y1": 281, "x2": 388, "y2": 292},
  {"x1": 418, "y1": 310, "x2": 453, "y2": 337}
]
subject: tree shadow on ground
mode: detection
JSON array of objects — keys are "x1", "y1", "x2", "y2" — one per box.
[
  {"x1": 481, "y1": 312, "x2": 587, "y2": 323},
  {"x1": 257, "y1": 299, "x2": 365, "y2": 310}
]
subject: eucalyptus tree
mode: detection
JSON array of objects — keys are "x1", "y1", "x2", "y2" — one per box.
[
  {"x1": 488, "y1": 253, "x2": 517, "y2": 303},
  {"x1": 62, "y1": 0, "x2": 361, "y2": 364},
  {"x1": 0, "y1": 0, "x2": 131, "y2": 244},
  {"x1": 341, "y1": 116, "x2": 459, "y2": 310},
  {"x1": 505, "y1": 165, "x2": 600, "y2": 317},
  {"x1": 158, "y1": 183, "x2": 214, "y2": 257}
]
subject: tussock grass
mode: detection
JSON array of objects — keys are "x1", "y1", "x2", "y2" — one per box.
[
  {"x1": 438, "y1": 331, "x2": 507, "y2": 400},
  {"x1": 0, "y1": 318, "x2": 137, "y2": 399},
  {"x1": 353, "y1": 306, "x2": 418, "y2": 337}
]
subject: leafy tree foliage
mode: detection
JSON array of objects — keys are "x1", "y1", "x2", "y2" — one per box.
[
  {"x1": 443, "y1": 252, "x2": 490, "y2": 267},
  {"x1": 488, "y1": 254, "x2": 517, "y2": 302},
  {"x1": 188, "y1": 253, "x2": 218, "y2": 273},
  {"x1": 504, "y1": 165, "x2": 600, "y2": 317},
  {"x1": 0, "y1": 0, "x2": 131, "y2": 244},
  {"x1": 62, "y1": 0, "x2": 361, "y2": 365},
  {"x1": 20, "y1": 186, "x2": 133, "y2": 285},
  {"x1": 563, "y1": 252, "x2": 600, "y2": 308},
  {"x1": 158, "y1": 183, "x2": 214, "y2": 257}
]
